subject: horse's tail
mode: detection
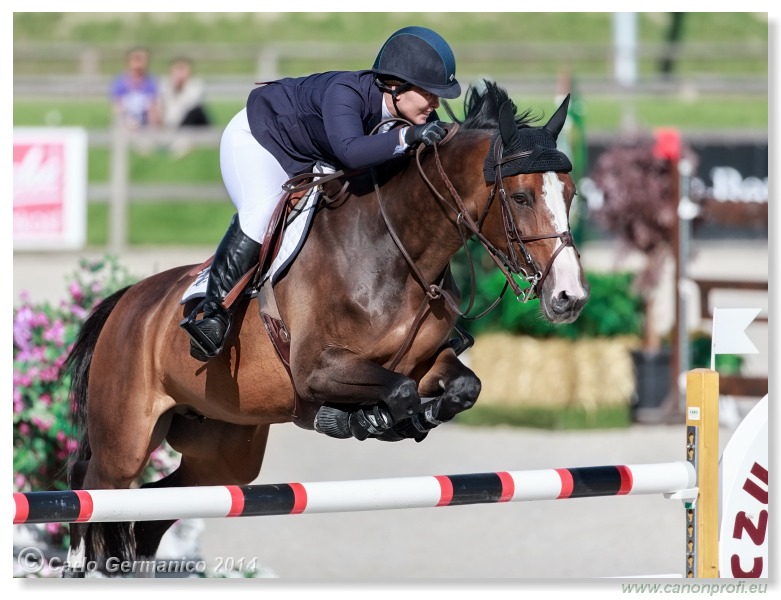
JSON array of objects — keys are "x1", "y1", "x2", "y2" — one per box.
[
  {"x1": 65, "y1": 285, "x2": 136, "y2": 565},
  {"x1": 66, "y1": 285, "x2": 132, "y2": 469}
]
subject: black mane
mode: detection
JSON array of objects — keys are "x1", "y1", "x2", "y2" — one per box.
[{"x1": 460, "y1": 80, "x2": 537, "y2": 130}]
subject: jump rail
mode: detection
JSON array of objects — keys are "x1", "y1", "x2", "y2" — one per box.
[
  {"x1": 14, "y1": 461, "x2": 695, "y2": 525},
  {"x1": 12, "y1": 369, "x2": 722, "y2": 578}
]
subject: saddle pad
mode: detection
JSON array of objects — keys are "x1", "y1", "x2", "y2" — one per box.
[{"x1": 180, "y1": 182, "x2": 321, "y2": 304}]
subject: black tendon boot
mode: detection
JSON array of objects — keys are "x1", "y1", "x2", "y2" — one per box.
[
  {"x1": 314, "y1": 404, "x2": 394, "y2": 441},
  {"x1": 180, "y1": 215, "x2": 261, "y2": 361}
]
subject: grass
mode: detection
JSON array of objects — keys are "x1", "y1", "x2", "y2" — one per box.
[
  {"x1": 455, "y1": 404, "x2": 632, "y2": 430},
  {"x1": 87, "y1": 201, "x2": 236, "y2": 246},
  {"x1": 12, "y1": 13, "x2": 768, "y2": 247},
  {"x1": 14, "y1": 94, "x2": 769, "y2": 139},
  {"x1": 13, "y1": 13, "x2": 767, "y2": 77},
  {"x1": 15, "y1": 92, "x2": 767, "y2": 247}
]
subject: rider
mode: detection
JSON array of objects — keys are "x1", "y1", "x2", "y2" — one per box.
[{"x1": 181, "y1": 26, "x2": 461, "y2": 361}]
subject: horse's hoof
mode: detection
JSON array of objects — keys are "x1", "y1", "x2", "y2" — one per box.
[{"x1": 314, "y1": 405, "x2": 352, "y2": 439}]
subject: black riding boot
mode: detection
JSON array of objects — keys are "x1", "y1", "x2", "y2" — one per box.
[{"x1": 180, "y1": 214, "x2": 262, "y2": 361}]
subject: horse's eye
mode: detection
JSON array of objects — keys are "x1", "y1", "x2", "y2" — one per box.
[{"x1": 512, "y1": 192, "x2": 531, "y2": 206}]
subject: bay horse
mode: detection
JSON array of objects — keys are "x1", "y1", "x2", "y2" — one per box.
[{"x1": 63, "y1": 81, "x2": 589, "y2": 573}]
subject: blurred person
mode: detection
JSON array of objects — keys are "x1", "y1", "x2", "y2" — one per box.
[
  {"x1": 110, "y1": 47, "x2": 162, "y2": 130},
  {"x1": 181, "y1": 26, "x2": 460, "y2": 361},
  {"x1": 161, "y1": 57, "x2": 211, "y2": 128}
]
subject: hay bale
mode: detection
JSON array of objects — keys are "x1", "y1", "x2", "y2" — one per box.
[{"x1": 469, "y1": 333, "x2": 638, "y2": 410}]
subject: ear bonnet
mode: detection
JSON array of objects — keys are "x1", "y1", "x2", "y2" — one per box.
[{"x1": 484, "y1": 94, "x2": 573, "y2": 182}]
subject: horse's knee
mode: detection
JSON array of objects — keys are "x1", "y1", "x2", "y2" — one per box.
[
  {"x1": 438, "y1": 372, "x2": 482, "y2": 420},
  {"x1": 384, "y1": 378, "x2": 421, "y2": 422}
]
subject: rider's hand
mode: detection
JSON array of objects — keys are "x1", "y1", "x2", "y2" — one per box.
[{"x1": 404, "y1": 121, "x2": 447, "y2": 147}]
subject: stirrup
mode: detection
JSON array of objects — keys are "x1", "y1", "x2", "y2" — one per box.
[{"x1": 179, "y1": 300, "x2": 230, "y2": 361}]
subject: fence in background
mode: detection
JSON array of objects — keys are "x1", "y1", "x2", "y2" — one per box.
[{"x1": 14, "y1": 41, "x2": 769, "y2": 100}]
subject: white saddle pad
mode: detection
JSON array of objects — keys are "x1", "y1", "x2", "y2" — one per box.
[{"x1": 180, "y1": 178, "x2": 323, "y2": 304}]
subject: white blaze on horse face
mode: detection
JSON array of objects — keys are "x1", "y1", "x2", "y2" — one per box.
[{"x1": 541, "y1": 172, "x2": 585, "y2": 297}]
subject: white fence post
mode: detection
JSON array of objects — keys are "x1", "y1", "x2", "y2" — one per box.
[{"x1": 109, "y1": 124, "x2": 129, "y2": 252}]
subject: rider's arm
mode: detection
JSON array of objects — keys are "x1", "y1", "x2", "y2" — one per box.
[{"x1": 322, "y1": 83, "x2": 405, "y2": 171}]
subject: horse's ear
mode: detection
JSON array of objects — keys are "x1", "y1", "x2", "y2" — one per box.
[
  {"x1": 544, "y1": 94, "x2": 570, "y2": 140},
  {"x1": 498, "y1": 100, "x2": 518, "y2": 146}
]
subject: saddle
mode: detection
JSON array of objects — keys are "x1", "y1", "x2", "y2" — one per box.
[{"x1": 180, "y1": 165, "x2": 349, "y2": 423}]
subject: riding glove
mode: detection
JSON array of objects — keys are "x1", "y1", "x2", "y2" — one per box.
[{"x1": 404, "y1": 121, "x2": 447, "y2": 147}]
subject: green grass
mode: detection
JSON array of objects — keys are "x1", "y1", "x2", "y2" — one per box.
[
  {"x1": 87, "y1": 201, "x2": 236, "y2": 246},
  {"x1": 12, "y1": 12, "x2": 768, "y2": 249},
  {"x1": 14, "y1": 94, "x2": 768, "y2": 140},
  {"x1": 455, "y1": 404, "x2": 631, "y2": 430},
  {"x1": 15, "y1": 92, "x2": 767, "y2": 247},
  {"x1": 13, "y1": 13, "x2": 767, "y2": 78}
]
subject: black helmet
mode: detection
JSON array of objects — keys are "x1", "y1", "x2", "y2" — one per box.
[{"x1": 372, "y1": 26, "x2": 461, "y2": 99}]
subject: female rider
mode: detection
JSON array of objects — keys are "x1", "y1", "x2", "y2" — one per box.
[{"x1": 181, "y1": 26, "x2": 461, "y2": 361}]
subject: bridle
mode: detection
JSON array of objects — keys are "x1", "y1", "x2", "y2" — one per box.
[
  {"x1": 372, "y1": 120, "x2": 578, "y2": 369},
  {"x1": 475, "y1": 136, "x2": 577, "y2": 302}
]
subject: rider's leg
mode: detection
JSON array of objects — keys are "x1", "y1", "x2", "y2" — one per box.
[
  {"x1": 181, "y1": 108, "x2": 288, "y2": 361},
  {"x1": 181, "y1": 214, "x2": 261, "y2": 361}
]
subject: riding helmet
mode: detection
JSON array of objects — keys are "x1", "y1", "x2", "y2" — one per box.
[{"x1": 372, "y1": 26, "x2": 461, "y2": 99}]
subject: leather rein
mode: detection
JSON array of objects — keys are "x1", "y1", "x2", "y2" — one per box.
[
  {"x1": 373, "y1": 120, "x2": 576, "y2": 369},
  {"x1": 281, "y1": 119, "x2": 576, "y2": 372}
]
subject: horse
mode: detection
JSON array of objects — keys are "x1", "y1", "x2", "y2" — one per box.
[{"x1": 62, "y1": 80, "x2": 589, "y2": 573}]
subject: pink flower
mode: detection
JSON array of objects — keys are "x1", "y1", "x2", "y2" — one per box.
[
  {"x1": 19, "y1": 423, "x2": 30, "y2": 436},
  {"x1": 31, "y1": 415, "x2": 52, "y2": 431},
  {"x1": 45, "y1": 522, "x2": 61, "y2": 535},
  {"x1": 13, "y1": 388, "x2": 24, "y2": 414},
  {"x1": 39, "y1": 394, "x2": 52, "y2": 407},
  {"x1": 68, "y1": 281, "x2": 84, "y2": 302},
  {"x1": 70, "y1": 305, "x2": 88, "y2": 319},
  {"x1": 15, "y1": 474, "x2": 27, "y2": 490},
  {"x1": 43, "y1": 319, "x2": 65, "y2": 345},
  {"x1": 32, "y1": 311, "x2": 50, "y2": 327}
]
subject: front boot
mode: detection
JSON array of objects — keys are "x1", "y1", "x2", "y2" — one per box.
[{"x1": 180, "y1": 214, "x2": 261, "y2": 361}]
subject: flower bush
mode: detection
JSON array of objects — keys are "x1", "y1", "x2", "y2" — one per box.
[{"x1": 13, "y1": 256, "x2": 179, "y2": 550}]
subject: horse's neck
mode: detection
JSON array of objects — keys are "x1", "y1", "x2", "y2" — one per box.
[{"x1": 363, "y1": 164, "x2": 468, "y2": 283}]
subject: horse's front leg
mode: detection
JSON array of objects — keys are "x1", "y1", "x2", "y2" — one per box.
[
  {"x1": 390, "y1": 346, "x2": 482, "y2": 441},
  {"x1": 417, "y1": 346, "x2": 482, "y2": 421},
  {"x1": 296, "y1": 347, "x2": 423, "y2": 440}
]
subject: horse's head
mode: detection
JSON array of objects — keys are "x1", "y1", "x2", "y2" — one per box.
[{"x1": 458, "y1": 82, "x2": 589, "y2": 323}]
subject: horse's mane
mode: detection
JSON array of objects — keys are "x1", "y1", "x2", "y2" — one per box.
[{"x1": 459, "y1": 80, "x2": 538, "y2": 131}]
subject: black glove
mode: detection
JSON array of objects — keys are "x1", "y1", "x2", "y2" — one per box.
[{"x1": 404, "y1": 121, "x2": 447, "y2": 147}]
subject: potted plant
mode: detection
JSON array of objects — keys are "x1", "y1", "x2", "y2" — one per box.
[{"x1": 587, "y1": 131, "x2": 697, "y2": 416}]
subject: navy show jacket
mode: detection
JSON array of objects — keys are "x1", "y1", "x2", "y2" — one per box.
[{"x1": 246, "y1": 70, "x2": 436, "y2": 176}]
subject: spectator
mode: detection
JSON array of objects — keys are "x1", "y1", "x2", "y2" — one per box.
[
  {"x1": 110, "y1": 47, "x2": 162, "y2": 130},
  {"x1": 161, "y1": 57, "x2": 211, "y2": 128}
]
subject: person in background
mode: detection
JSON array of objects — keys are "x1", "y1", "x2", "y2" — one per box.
[
  {"x1": 161, "y1": 57, "x2": 211, "y2": 128},
  {"x1": 110, "y1": 47, "x2": 162, "y2": 130}
]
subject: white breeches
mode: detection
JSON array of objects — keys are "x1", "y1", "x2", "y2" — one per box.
[{"x1": 220, "y1": 108, "x2": 290, "y2": 243}]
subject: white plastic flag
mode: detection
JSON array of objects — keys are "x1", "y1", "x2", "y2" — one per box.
[{"x1": 711, "y1": 307, "x2": 761, "y2": 370}]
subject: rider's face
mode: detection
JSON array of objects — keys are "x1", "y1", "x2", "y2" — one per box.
[{"x1": 390, "y1": 86, "x2": 440, "y2": 124}]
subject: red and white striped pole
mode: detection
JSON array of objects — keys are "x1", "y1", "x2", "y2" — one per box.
[{"x1": 14, "y1": 462, "x2": 694, "y2": 525}]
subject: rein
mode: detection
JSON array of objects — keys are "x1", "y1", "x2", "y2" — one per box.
[
  {"x1": 374, "y1": 123, "x2": 576, "y2": 370},
  {"x1": 279, "y1": 119, "x2": 576, "y2": 374}
]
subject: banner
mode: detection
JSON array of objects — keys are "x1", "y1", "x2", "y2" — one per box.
[{"x1": 13, "y1": 127, "x2": 88, "y2": 250}]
